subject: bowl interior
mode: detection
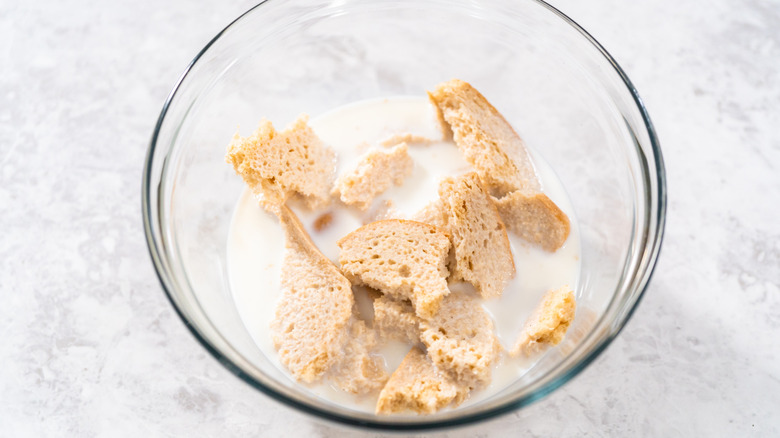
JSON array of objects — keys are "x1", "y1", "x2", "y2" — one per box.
[{"x1": 144, "y1": 0, "x2": 664, "y2": 429}]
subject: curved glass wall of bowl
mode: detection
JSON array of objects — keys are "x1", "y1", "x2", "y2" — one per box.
[{"x1": 143, "y1": 0, "x2": 665, "y2": 430}]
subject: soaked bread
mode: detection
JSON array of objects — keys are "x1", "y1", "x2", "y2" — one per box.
[
  {"x1": 333, "y1": 143, "x2": 414, "y2": 210},
  {"x1": 419, "y1": 292, "x2": 501, "y2": 388},
  {"x1": 429, "y1": 79, "x2": 570, "y2": 252},
  {"x1": 373, "y1": 295, "x2": 420, "y2": 344},
  {"x1": 270, "y1": 206, "x2": 354, "y2": 382},
  {"x1": 428, "y1": 79, "x2": 541, "y2": 197},
  {"x1": 376, "y1": 347, "x2": 468, "y2": 415},
  {"x1": 226, "y1": 115, "x2": 335, "y2": 208},
  {"x1": 439, "y1": 172, "x2": 515, "y2": 298},
  {"x1": 338, "y1": 220, "x2": 451, "y2": 319},
  {"x1": 329, "y1": 319, "x2": 388, "y2": 395},
  {"x1": 511, "y1": 286, "x2": 576, "y2": 357},
  {"x1": 493, "y1": 190, "x2": 570, "y2": 252}
]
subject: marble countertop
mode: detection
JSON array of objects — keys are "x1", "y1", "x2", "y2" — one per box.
[{"x1": 1, "y1": 0, "x2": 778, "y2": 436}]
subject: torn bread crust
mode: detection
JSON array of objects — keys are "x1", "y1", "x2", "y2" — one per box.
[
  {"x1": 511, "y1": 286, "x2": 576, "y2": 357},
  {"x1": 492, "y1": 190, "x2": 570, "y2": 252},
  {"x1": 332, "y1": 143, "x2": 414, "y2": 210},
  {"x1": 376, "y1": 347, "x2": 468, "y2": 415},
  {"x1": 225, "y1": 115, "x2": 336, "y2": 209},
  {"x1": 439, "y1": 172, "x2": 515, "y2": 298},
  {"x1": 428, "y1": 79, "x2": 541, "y2": 197},
  {"x1": 270, "y1": 206, "x2": 354, "y2": 382},
  {"x1": 338, "y1": 219, "x2": 451, "y2": 319}
]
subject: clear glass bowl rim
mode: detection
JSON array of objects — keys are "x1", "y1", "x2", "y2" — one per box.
[{"x1": 142, "y1": 0, "x2": 667, "y2": 431}]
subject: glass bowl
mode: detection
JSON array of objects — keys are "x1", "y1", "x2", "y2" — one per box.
[{"x1": 142, "y1": 0, "x2": 665, "y2": 430}]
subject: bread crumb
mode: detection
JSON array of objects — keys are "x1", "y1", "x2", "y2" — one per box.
[
  {"x1": 511, "y1": 286, "x2": 576, "y2": 357},
  {"x1": 333, "y1": 143, "x2": 414, "y2": 210},
  {"x1": 376, "y1": 347, "x2": 468, "y2": 414},
  {"x1": 313, "y1": 212, "x2": 333, "y2": 232},
  {"x1": 225, "y1": 115, "x2": 335, "y2": 208}
]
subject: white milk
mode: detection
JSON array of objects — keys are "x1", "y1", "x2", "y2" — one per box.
[{"x1": 226, "y1": 97, "x2": 581, "y2": 413}]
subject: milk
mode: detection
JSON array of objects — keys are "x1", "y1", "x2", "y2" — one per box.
[{"x1": 226, "y1": 97, "x2": 581, "y2": 413}]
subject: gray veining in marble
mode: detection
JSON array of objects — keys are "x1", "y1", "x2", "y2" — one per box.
[{"x1": 1, "y1": 0, "x2": 778, "y2": 436}]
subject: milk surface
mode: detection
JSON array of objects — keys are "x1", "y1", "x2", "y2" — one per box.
[{"x1": 226, "y1": 97, "x2": 581, "y2": 413}]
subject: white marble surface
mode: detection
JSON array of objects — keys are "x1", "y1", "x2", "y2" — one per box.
[{"x1": 1, "y1": 0, "x2": 778, "y2": 436}]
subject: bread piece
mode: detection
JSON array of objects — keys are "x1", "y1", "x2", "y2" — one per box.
[
  {"x1": 338, "y1": 220, "x2": 451, "y2": 319},
  {"x1": 493, "y1": 190, "x2": 570, "y2": 252},
  {"x1": 411, "y1": 199, "x2": 448, "y2": 230},
  {"x1": 411, "y1": 200, "x2": 455, "y2": 271},
  {"x1": 428, "y1": 79, "x2": 541, "y2": 197},
  {"x1": 376, "y1": 347, "x2": 468, "y2": 415},
  {"x1": 333, "y1": 143, "x2": 413, "y2": 210},
  {"x1": 373, "y1": 295, "x2": 420, "y2": 344},
  {"x1": 226, "y1": 115, "x2": 335, "y2": 208},
  {"x1": 419, "y1": 292, "x2": 501, "y2": 387},
  {"x1": 270, "y1": 206, "x2": 353, "y2": 382},
  {"x1": 364, "y1": 199, "x2": 400, "y2": 224},
  {"x1": 380, "y1": 133, "x2": 434, "y2": 147},
  {"x1": 511, "y1": 286, "x2": 576, "y2": 357},
  {"x1": 329, "y1": 319, "x2": 388, "y2": 395},
  {"x1": 439, "y1": 172, "x2": 514, "y2": 298}
]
